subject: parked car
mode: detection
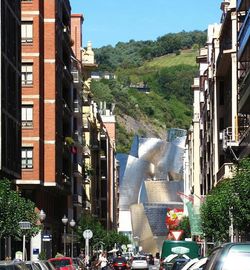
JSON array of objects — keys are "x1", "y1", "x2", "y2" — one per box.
[
  {"x1": 188, "y1": 258, "x2": 207, "y2": 270},
  {"x1": 34, "y1": 261, "x2": 50, "y2": 270},
  {"x1": 170, "y1": 257, "x2": 190, "y2": 270},
  {"x1": 203, "y1": 242, "x2": 250, "y2": 270},
  {"x1": 180, "y1": 258, "x2": 199, "y2": 270},
  {"x1": 0, "y1": 260, "x2": 29, "y2": 270},
  {"x1": 42, "y1": 261, "x2": 56, "y2": 270},
  {"x1": 131, "y1": 256, "x2": 149, "y2": 270},
  {"x1": 25, "y1": 262, "x2": 40, "y2": 270},
  {"x1": 48, "y1": 257, "x2": 76, "y2": 270}
]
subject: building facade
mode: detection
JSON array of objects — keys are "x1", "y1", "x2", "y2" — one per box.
[
  {"x1": 186, "y1": 0, "x2": 250, "y2": 203},
  {"x1": 0, "y1": 0, "x2": 21, "y2": 180},
  {"x1": 18, "y1": 0, "x2": 80, "y2": 258},
  {"x1": 0, "y1": 0, "x2": 21, "y2": 259}
]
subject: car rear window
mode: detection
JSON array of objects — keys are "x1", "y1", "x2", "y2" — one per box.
[
  {"x1": 133, "y1": 257, "x2": 147, "y2": 261},
  {"x1": 222, "y1": 245, "x2": 250, "y2": 270},
  {"x1": 0, "y1": 266, "x2": 14, "y2": 270},
  {"x1": 50, "y1": 260, "x2": 71, "y2": 268}
]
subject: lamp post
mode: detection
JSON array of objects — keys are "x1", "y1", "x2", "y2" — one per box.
[
  {"x1": 39, "y1": 209, "x2": 46, "y2": 255},
  {"x1": 62, "y1": 215, "x2": 68, "y2": 256},
  {"x1": 69, "y1": 219, "x2": 76, "y2": 258}
]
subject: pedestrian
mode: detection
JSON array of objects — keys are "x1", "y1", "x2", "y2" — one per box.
[
  {"x1": 97, "y1": 252, "x2": 108, "y2": 270},
  {"x1": 78, "y1": 250, "x2": 85, "y2": 269}
]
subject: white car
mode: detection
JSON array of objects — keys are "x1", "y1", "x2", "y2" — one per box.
[{"x1": 131, "y1": 256, "x2": 149, "y2": 270}]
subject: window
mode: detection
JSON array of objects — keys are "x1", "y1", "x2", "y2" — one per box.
[
  {"x1": 22, "y1": 147, "x2": 33, "y2": 169},
  {"x1": 22, "y1": 64, "x2": 33, "y2": 85},
  {"x1": 21, "y1": 21, "x2": 33, "y2": 43},
  {"x1": 22, "y1": 105, "x2": 33, "y2": 127}
]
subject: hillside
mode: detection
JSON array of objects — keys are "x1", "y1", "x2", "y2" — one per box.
[
  {"x1": 91, "y1": 31, "x2": 204, "y2": 153},
  {"x1": 91, "y1": 49, "x2": 198, "y2": 153}
]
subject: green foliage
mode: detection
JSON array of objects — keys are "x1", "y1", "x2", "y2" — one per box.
[
  {"x1": 38, "y1": 250, "x2": 47, "y2": 260},
  {"x1": 200, "y1": 158, "x2": 250, "y2": 243},
  {"x1": 0, "y1": 178, "x2": 40, "y2": 239},
  {"x1": 77, "y1": 214, "x2": 130, "y2": 251},
  {"x1": 175, "y1": 216, "x2": 191, "y2": 240},
  {"x1": 116, "y1": 122, "x2": 134, "y2": 153},
  {"x1": 94, "y1": 31, "x2": 206, "y2": 71},
  {"x1": 91, "y1": 32, "x2": 203, "y2": 153}
]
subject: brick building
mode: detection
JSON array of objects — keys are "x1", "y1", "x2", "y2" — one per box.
[{"x1": 18, "y1": 0, "x2": 77, "y2": 258}]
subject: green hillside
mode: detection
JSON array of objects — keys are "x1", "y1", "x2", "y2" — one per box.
[{"x1": 91, "y1": 31, "x2": 203, "y2": 153}]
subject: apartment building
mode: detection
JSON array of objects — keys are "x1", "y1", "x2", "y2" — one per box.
[
  {"x1": 0, "y1": 0, "x2": 21, "y2": 259},
  {"x1": 186, "y1": 0, "x2": 250, "y2": 201},
  {"x1": 81, "y1": 43, "x2": 118, "y2": 229},
  {"x1": 70, "y1": 13, "x2": 84, "y2": 224},
  {"x1": 18, "y1": 0, "x2": 80, "y2": 258},
  {"x1": 0, "y1": 0, "x2": 21, "y2": 180}
]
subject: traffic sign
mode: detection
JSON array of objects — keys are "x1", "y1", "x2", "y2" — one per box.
[{"x1": 83, "y1": 229, "x2": 93, "y2": 239}]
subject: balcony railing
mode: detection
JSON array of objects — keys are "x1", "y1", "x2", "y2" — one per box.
[
  {"x1": 73, "y1": 163, "x2": 82, "y2": 176},
  {"x1": 238, "y1": 10, "x2": 250, "y2": 58},
  {"x1": 73, "y1": 100, "x2": 81, "y2": 114},
  {"x1": 22, "y1": 121, "x2": 33, "y2": 128},
  {"x1": 73, "y1": 194, "x2": 82, "y2": 205},
  {"x1": 217, "y1": 163, "x2": 235, "y2": 182}
]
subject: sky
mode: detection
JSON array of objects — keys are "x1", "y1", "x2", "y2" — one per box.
[{"x1": 71, "y1": 0, "x2": 222, "y2": 48}]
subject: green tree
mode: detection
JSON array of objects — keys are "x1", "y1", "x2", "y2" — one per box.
[
  {"x1": 200, "y1": 158, "x2": 250, "y2": 243},
  {"x1": 77, "y1": 214, "x2": 130, "y2": 251},
  {"x1": 175, "y1": 216, "x2": 191, "y2": 240},
  {"x1": 0, "y1": 178, "x2": 40, "y2": 240}
]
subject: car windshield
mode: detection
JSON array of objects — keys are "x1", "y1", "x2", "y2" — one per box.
[
  {"x1": 222, "y1": 252, "x2": 250, "y2": 270},
  {"x1": 50, "y1": 260, "x2": 70, "y2": 268}
]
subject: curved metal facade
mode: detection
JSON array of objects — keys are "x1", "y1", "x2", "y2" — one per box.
[{"x1": 117, "y1": 130, "x2": 186, "y2": 253}]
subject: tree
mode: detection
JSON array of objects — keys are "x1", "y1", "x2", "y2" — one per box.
[
  {"x1": 200, "y1": 158, "x2": 250, "y2": 243},
  {"x1": 175, "y1": 216, "x2": 191, "y2": 240},
  {"x1": 0, "y1": 178, "x2": 40, "y2": 240},
  {"x1": 77, "y1": 214, "x2": 130, "y2": 251}
]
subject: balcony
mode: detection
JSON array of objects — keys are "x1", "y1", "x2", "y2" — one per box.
[
  {"x1": 73, "y1": 130, "x2": 83, "y2": 146},
  {"x1": 83, "y1": 118, "x2": 90, "y2": 131},
  {"x1": 73, "y1": 163, "x2": 82, "y2": 177},
  {"x1": 216, "y1": 163, "x2": 235, "y2": 182},
  {"x1": 73, "y1": 194, "x2": 82, "y2": 206},
  {"x1": 238, "y1": 69, "x2": 250, "y2": 113},
  {"x1": 83, "y1": 145, "x2": 90, "y2": 157},
  {"x1": 237, "y1": 0, "x2": 250, "y2": 11},
  {"x1": 71, "y1": 69, "x2": 80, "y2": 84},
  {"x1": 73, "y1": 100, "x2": 81, "y2": 116},
  {"x1": 83, "y1": 175, "x2": 91, "y2": 184},
  {"x1": 238, "y1": 10, "x2": 250, "y2": 59}
]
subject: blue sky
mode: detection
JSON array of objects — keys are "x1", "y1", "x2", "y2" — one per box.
[{"x1": 71, "y1": 0, "x2": 222, "y2": 48}]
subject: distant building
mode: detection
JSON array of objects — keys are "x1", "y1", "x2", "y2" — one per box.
[
  {"x1": 129, "y1": 82, "x2": 150, "y2": 93},
  {"x1": 91, "y1": 71, "x2": 116, "y2": 80}
]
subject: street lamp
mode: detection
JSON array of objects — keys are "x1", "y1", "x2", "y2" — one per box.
[
  {"x1": 69, "y1": 219, "x2": 76, "y2": 258},
  {"x1": 39, "y1": 209, "x2": 46, "y2": 255},
  {"x1": 62, "y1": 215, "x2": 68, "y2": 256}
]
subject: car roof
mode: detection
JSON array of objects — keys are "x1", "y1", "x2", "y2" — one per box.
[
  {"x1": 181, "y1": 258, "x2": 199, "y2": 270},
  {"x1": 189, "y1": 257, "x2": 207, "y2": 270}
]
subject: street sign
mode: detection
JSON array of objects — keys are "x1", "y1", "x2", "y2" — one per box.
[
  {"x1": 83, "y1": 229, "x2": 93, "y2": 239},
  {"x1": 43, "y1": 234, "x2": 52, "y2": 242},
  {"x1": 19, "y1": 221, "x2": 31, "y2": 229}
]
